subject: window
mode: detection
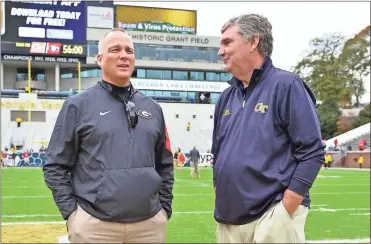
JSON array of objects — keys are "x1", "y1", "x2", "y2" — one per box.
[
  {"x1": 206, "y1": 72, "x2": 221, "y2": 81},
  {"x1": 190, "y1": 71, "x2": 204, "y2": 81},
  {"x1": 147, "y1": 69, "x2": 163, "y2": 79},
  {"x1": 11, "y1": 111, "x2": 46, "y2": 122},
  {"x1": 133, "y1": 43, "x2": 220, "y2": 63},
  {"x1": 173, "y1": 71, "x2": 188, "y2": 80},
  {"x1": 221, "y1": 72, "x2": 233, "y2": 81},
  {"x1": 137, "y1": 69, "x2": 146, "y2": 78},
  {"x1": 210, "y1": 93, "x2": 221, "y2": 104},
  {"x1": 163, "y1": 70, "x2": 172, "y2": 79},
  {"x1": 88, "y1": 41, "x2": 99, "y2": 57},
  {"x1": 16, "y1": 68, "x2": 45, "y2": 82}
]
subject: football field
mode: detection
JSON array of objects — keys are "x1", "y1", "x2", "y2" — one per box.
[{"x1": 1, "y1": 167, "x2": 370, "y2": 243}]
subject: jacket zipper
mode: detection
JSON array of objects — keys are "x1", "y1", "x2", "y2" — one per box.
[{"x1": 242, "y1": 93, "x2": 246, "y2": 108}]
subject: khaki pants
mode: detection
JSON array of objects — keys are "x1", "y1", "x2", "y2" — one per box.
[
  {"x1": 190, "y1": 161, "x2": 199, "y2": 178},
  {"x1": 67, "y1": 205, "x2": 168, "y2": 243},
  {"x1": 216, "y1": 200, "x2": 309, "y2": 243}
]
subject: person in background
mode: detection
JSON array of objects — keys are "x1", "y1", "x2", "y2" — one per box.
[
  {"x1": 212, "y1": 14, "x2": 325, "y2": 243},
  {"x1": 358, "y1": 155, "x2": 364, "y2": 168},
  {"x1": 189, "y1": 146, "x2": 201, "y2": 179},
  {"x1": 43, "y1": 28, "x2": 174, "y2": 243}
]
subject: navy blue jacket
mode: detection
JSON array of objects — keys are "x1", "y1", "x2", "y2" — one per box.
[{"x1": 211, "y1": 57, "x2": 325, "y2": 225}]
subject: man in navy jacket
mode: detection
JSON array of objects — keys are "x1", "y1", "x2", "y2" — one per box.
[{"x1": 212, "y1": 14, "x2": 325, "y2": 243}]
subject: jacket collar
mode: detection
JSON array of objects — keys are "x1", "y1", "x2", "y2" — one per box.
[{"x1": 228, "y1": 56, "x2": 273, "y2": 89}]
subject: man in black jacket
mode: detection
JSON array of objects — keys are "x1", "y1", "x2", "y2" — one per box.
[{"x1": 43, "y1": 28, "x2": 174, "y2": 243}]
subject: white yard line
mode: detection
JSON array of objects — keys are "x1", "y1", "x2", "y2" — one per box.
[
  {"x1": 307, "y1": 238, "x2": 370, "y2": 243},
  {"x1": 349, "y1": 213, "x2": 370, "y2": 216},
  {"x1": 311, "y1": 208, "x2": 370, "y2": 212},
  {"x1": 1, "y1": 221, "x2": 65, "y2": 226},
  {"x1": 2, "y1": 207, "x2": 369, "y2": 219},
  {"x1": 2, "y1": 191, "x2": 370, "y2": 199}
]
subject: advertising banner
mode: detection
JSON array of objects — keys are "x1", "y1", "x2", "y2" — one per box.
[
  {"x1": 116, "y1": 5, "x2": 197, "y2": 35},
  {"x1": 87, "y1": 6, "x2": 113, "y2": 29},
  {"x1": 1, "y1": 54, "x2": 85, "y2": 63},
  {"x1": 1, "y1": 41, "x2": 86, "y2": 57},
  {"x1": 2, "y1": 0, "x2": 86, "y2": 44}
]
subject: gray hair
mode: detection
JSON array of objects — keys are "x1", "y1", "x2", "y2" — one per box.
[
  {"x1": 97, "y1": 28, "x2": 133, "y2": 55},
  {"x1": 221, "y1": 14, "x2": 273, "y2": 57}
]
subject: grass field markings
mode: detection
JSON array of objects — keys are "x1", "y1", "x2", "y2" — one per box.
[
  {"x1": 311, "y1": 208, "x2": 370, "y2": 212},
  {"x1": 55, "y1": 236, "x2": 371, "y2": 244},
  {"x1": 3, "y1": 208, "x2": 369, "y2": 219},
  {"x1": 2, "y1": 191, "x2": 370, "y2": 198},
  {"x1": 349, "y1": 213, "x2": 370, "y2": 216},
  {"x1": 1, "y1": 186, "x2": 48, "y2": 189},
  {"x1": 315, "y1": 183, "x2": 370, "y2": 186},
  {"x1": 317, "y1": 175, "x2": 342, "y2": 178},
  {"x1": 3, "y1": 214, "x2": 61, "y2": 218},
  {"x1": 306, "y1": 238, "x2": 371, "y2": 243},
  {"x1": 174, "y1": 185, "x2": 212, "y2": 188},
  {"x1": 1, "y1": 196, "x2": 51, "y2": 199},
  {"x1": 2, "y1": 211, "x2": 215, "y2": 219},
  {"x1": 1, "y1": 221, "x2": 65, "y2": 226},
  {"x1": 311, "y1": 191, "x2": 370, "y2": 195}
]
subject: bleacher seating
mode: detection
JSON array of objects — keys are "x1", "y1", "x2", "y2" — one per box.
[{"x1": 346, "y1": 133, "x2": 370, "y2": 151}]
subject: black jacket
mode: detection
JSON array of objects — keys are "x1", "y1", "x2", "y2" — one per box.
[{"x1": 43, "y1": 82, "x2": 174, "y2": 223}]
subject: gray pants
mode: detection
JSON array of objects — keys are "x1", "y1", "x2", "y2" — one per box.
[
  {"x1": 190, "y1": 161, "x2": 199, "y2": 178},
  {"x1": 67, "y1": 204, "x2": 167, "y2": 243},
  {"x1": 216, "y1": 200, "x2": 309, "y2": 243}
]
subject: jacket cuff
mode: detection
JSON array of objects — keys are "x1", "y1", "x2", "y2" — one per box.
[
  {"x1": 287, "y1": 177, "x2": 311, "y2": 197},
  {"x1": 62, "y1": 202, "x2": 78, "y2": 220}
]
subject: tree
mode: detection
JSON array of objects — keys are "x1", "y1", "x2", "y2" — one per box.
[
  {"x1": 316, "y1": 100, "x2": 342, "y2": 139},
  {"x1": 292, "y1": 33, "x2": 350, "y2": 105},
  {"x1": 341, "y1": 28, "x2": 370, "y2": 107},
  {"x1": 334, "y1": 116, "x2": 353, "y2": 136},
  {"x1": 352, "y1": 103, "x2": 371, "y2": 128}
]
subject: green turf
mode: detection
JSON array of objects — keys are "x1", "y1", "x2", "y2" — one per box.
[{"x1": 1, "y1": 167, "x2": 370, "y2": 242}]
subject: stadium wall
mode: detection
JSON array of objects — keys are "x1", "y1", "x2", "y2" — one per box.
[{"x1": 1, "y1": 96, "x2": 215, "y2": 153}]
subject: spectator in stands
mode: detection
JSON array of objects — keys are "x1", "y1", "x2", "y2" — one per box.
[
  {"x1": 358, "y1": 155, "x2": 364, "y2": 168},
  {"x1": 212, "y1": 14, "x2": 325, "y2": 243},
  {"x1": 189, "y1": 146, "x2": 201, "y2": 179},
  {"x1": 43, "y1": 28, "x2": 174, "y2": 243},
  {"x1": 358, "y1": 139, "x2": 366, "y2": 151}
]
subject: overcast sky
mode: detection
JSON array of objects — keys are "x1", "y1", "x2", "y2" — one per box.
[{"x1": 115, "y1": 1, "x2": 370, "y2": 103}]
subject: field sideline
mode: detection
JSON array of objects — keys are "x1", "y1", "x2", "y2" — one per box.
[{"x1": 1, "y1": 167, "x2": 370, "y2": 243}]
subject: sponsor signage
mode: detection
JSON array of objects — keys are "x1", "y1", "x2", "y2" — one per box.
[
  {"x1": 129, "y1": 32, "x2": 210, "y2": 45},
  {"x1": 116, "y1": 5, "x2": 197, "y2": 35},
  {"x1": 1, "y1": 99, "x2": 64, "y2": 110},
  {"x1": 2, "y1": 54, "x2": 85, "y2": 63},
  {"x1": 87, "y1": 6, "x2": 113, "y2": 29},
  {"x1": 3, "y1": 0, "x2": 86, "y2": 44},
  {"x1": 1, "y1": 41, "x2": 86, "y2": 57},
  {"x1": 131, "y1": 79, "x2": 230, "y2": 93}
]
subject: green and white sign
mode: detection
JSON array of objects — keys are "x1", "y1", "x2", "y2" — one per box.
[{"x1": 117, "y1": 21, "x2": 196, "y2": 35}]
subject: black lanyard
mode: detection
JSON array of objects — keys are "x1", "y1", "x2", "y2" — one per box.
[{"x1": 98, "y1": 81, "x2": 138, "y2": 128}]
